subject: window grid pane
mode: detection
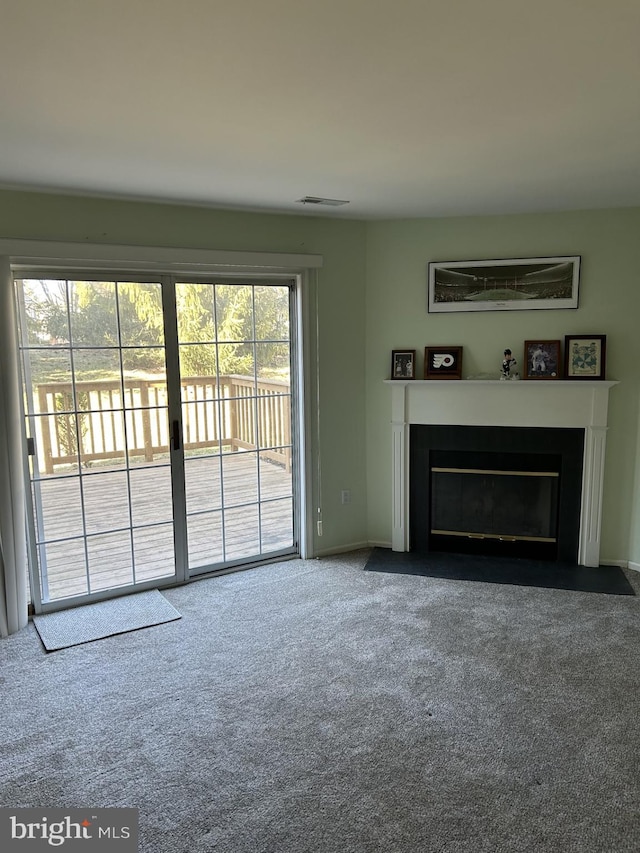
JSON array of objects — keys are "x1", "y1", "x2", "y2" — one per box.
[
  {"x1": 19, "y1": 277, "x2": 296, "y2": 603},
  {"x1": 178, "y1": 281, "x2": 295, "y2": 571},
  {"x1": 18, "y1": 278, "x2": 175, "y2": 604}
]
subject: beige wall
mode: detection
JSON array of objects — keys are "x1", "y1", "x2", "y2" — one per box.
[
  {"x1": 365, "y1": 208, "x2": 640, "y2": 564},
  {"x1": 0, "y1": 189, "x2": 369, "y2": 556}
]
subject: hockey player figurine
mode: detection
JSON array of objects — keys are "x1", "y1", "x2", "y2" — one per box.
[{"x1": 501, "y1": 348, "x2": 518, "y2": 380}]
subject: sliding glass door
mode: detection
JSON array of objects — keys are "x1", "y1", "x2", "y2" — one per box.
[
  {"x1": 17, "y1": 277, "x2": 176, "y2": 606},
  {"x1": 176, "y1": 281, "x2": 295, "y2": 573},
  {"x1": 15, "y1": 273, "x2": 298, "y2": 610}
]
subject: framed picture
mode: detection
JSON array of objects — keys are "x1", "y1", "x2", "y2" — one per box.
[
  {"x1": 424, "y1": 346, "x2": 463, "y2": 379},
  {"x1": 523, "y1": 340, "x2": 562, "y2": 380},
  {"x1": 428, "y1": 256, "x2": 580, "y2": 313},
  {"x1": 391, "y1": 349, "x2": 416, "y2": 379},
  {"x1": 564, "y1": 335, "x2": 607, "y2": 380}
]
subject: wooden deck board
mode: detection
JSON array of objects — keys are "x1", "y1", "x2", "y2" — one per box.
[{"x1": 33, "y1": 451, "x2": 294, "y2": 602}]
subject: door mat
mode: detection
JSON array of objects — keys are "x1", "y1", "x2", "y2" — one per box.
[
  {"x1": 365, "y1": 548, "x2": 636, "y2": 595},
  {"x1": 33, "y1": 589, "x2": 181, "y2": 651}
]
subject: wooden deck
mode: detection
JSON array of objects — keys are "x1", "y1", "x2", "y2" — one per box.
[{"x1": 33, "y1": 450, "x2": 294, "y2": 603}]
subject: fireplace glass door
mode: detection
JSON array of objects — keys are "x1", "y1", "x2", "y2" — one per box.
[{"x1": 430, "y1": 466, "x2": 559, "y2": 544}]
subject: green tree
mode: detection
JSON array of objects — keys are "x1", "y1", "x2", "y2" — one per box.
[{"x1": 20, "y1": 279, "x2": 290, "y2": 381}]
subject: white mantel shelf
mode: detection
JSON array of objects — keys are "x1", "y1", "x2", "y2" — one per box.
[
  {"x1": 385, "y1": 379, "x2": 619, "y2": 567},
  {"x1": 385, "y1": 380, "x2": 618, "y2": 386}
]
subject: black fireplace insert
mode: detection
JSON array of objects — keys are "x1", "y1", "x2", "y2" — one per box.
[{"x1": 410, "y1": 426, "x2": 584, "y2": 562}]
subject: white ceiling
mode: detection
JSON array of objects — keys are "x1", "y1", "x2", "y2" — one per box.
[{"x1": 2, "y1": 0, "x2": 639, "y2": 220}]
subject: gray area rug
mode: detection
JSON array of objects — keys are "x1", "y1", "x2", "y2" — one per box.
[
  {"x1": 32, "y1": 589, "x2": 181, "y2": 651},
  {"x1": 3, "y1": 550, "x2": 640, "y2": 852}
]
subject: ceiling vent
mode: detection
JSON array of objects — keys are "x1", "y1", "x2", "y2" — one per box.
[{"x1": 296, "y1": 196, "x2": 350, "y2": 207}]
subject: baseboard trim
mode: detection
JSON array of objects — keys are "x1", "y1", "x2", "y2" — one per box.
[
  {"x1": 313, "y1": 541, "x2": 371, "y2": 558},
  {"x1": 312, "y1": 545, "x2": 639, "y2": 569}
]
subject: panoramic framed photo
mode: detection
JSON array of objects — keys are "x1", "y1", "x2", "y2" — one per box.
[
  {"x1": 424, "y1": 346, "x2": 463, "y2": 379},
  {"x1": 523, "y1": 340, "x2": 562, "y2": 379},
  {"x1": 391, "y1": 349, "x2": 416, "y2": 379},
  {"x1": 428, "y1": 256, "x2": 580, "y2": 313},
  {"x1": 564, "y1": 335, "x2": 607, "y2": 380}
]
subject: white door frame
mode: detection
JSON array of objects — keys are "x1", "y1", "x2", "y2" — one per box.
[{"x1": 4, "y1": 239, "x2": 322, "y2": 611}]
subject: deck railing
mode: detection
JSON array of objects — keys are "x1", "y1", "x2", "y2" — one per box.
[{"x1": 33, "y1": 375, "x2": 291, "y2": 474}]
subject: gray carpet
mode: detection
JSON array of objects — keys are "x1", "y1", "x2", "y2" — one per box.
[
  {"x1": 2, "y1": 550, "x2": 640, "y2": 852},
  {"x1": 32, "y1": 589, "x2": 181, "y2": 651}
]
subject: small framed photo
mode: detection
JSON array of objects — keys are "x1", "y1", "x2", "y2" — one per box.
[
  {"x1": 523, "y1": 340, "x2": 562, "y2": 379},
  {"x1": 391, "y1": 349, "x2": 416, "y2": 379},
  {"x1": 564, "y1": 335, "x2": 607, "y2": 380},
  {"x1": 424, "y1": 346, "x2": 463, "y2": 379}
]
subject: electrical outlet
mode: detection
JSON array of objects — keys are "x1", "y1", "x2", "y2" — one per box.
[{"x1": 341, "y1": 489, "x2": 351, "y2": 505}]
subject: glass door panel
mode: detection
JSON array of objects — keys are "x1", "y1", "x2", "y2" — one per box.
[
  {"x1": 16, "y1": 274, "x2": 299, "y2": 607},
  {"x1": 17, "y1": 277, "x2": 176, "y2": 606},
  {"x1": 176, "y1": 280, "x2": 296, "y2": 573}
]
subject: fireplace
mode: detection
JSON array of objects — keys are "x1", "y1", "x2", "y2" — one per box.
[
  {"x1": 386, "y1": 379, "x2": 618, "y2": 567},
  {"x1": 410, "y1": 425, "x2": 584, "y2": 562}
]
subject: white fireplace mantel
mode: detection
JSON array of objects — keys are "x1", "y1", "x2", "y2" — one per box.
[{"x1": 384, "y1": 380, "x2": 618, "y2": 567}]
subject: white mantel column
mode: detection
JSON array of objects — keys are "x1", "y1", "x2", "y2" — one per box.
[
  {"x1": 579, "y1": 426, "x2": 608, "y2": 567},
  {"x1": 391, "y1": 383, "x2": 409, "y2": 551}
]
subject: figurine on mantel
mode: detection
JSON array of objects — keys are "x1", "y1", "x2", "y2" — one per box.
[{"x1": 501, "y1": 348, "x2": 519, "y2": 380}]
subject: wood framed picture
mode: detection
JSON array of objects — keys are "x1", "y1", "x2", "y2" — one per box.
[
  {"x1": 391, "y1": 349, "x2": 416, "y2": 379},
  {"x1": 428, "y1": 256, "x2": 580, "y2": 313},
  {"x1": 523, "y1": 340, "x2": 562, "y2": 379},
  {"x1": 564, "y1": 335, "x2": 607, "y2": 380},
  {"x1": 424, "y1": 346, "x2": 463, "y2": 379}
]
